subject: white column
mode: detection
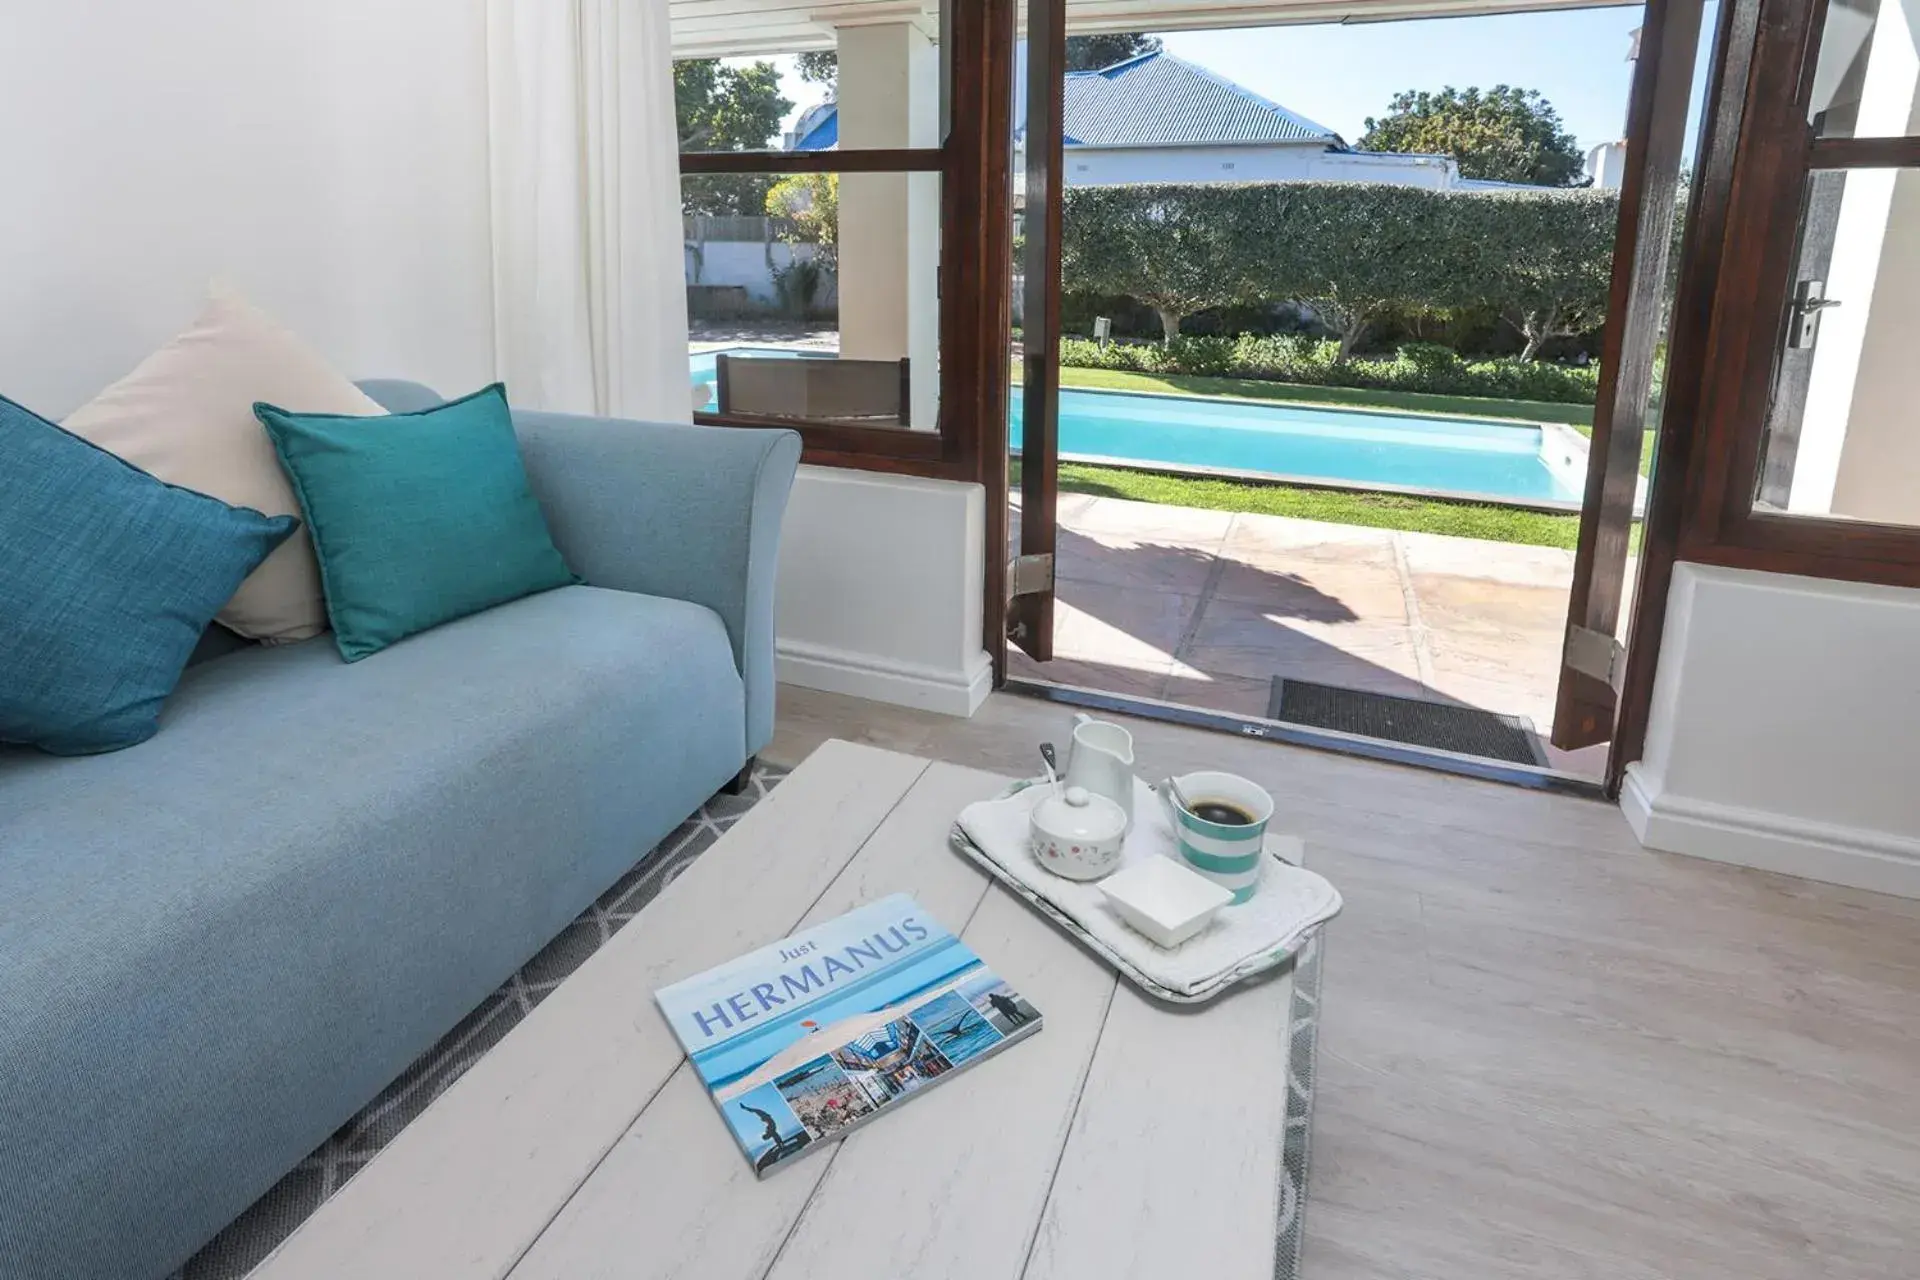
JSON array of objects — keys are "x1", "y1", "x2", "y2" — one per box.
[
  {"x1": 834, "y1": 21, "x2": 941, "y2": 430},
  {"x1": 1792, "y1": 0, "x2": 1920, "y2": 520}
]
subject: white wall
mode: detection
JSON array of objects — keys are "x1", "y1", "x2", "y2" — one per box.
[
  {"x1": 1047, "y1": 143, "x2": 1458, "y2": 189},
  {"x1": 2, "y1": 3, "x2": 990, "y2": 723},
  {"x1": 686, "y1": 240, "x2": 824, "y2": 304},
  {"x1": 775, "y1": 468, "x2": 992, "y2": 716},
  {"x1": 1623, "y1": 563, "x2": 1920, "y2": 898},
  {"x1": 1584, "y1": 140, "x2": 1629, "y2": 190},
  {"x1": 0, "y1": 0, "x2": 495, "y2": 416}
]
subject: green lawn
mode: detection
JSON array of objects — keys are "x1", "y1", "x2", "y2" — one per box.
[
  {"x1": 1054, "y1": 365, "x2": 1596, "y2": 427},
  {"x1": 1016, "y1": 460, "x2": 1587, "y2": 550},
  {"x1": 1016, "y1": 367, "x2": 1648, "y2": 549}
]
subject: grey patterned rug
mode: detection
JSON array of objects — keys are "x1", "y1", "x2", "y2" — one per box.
[
  {"x1": 1275, "y1": 933, "x2": 1324, "y2": 1280},
  {"x1": 172, "y1": 762, "x2": 1325, "y2": 1280}
]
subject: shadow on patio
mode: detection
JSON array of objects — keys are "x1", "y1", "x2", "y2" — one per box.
[{"x1": 1009, "y1": 492, "x2": 1611, "y2": 776}]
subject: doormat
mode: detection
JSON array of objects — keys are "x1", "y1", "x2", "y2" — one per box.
[
  {"x1": 1267, "y1": 677, "x2": 1548, "y2": 767},
  {"x1": 171, "y1": 765, "x2": 790, "y2": 1280}
]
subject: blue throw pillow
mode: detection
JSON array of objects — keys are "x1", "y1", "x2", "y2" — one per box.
[
  {"x1": 0, "y1": 394, "x2": 299, "y2": 755},
  {"x1": 254, "y1": 383, "x2": 576, "y2": 662}
]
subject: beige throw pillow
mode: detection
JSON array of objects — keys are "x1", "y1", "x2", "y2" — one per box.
[{"x1": 64, "y1": 290, "x2": 384, "y2": 643}]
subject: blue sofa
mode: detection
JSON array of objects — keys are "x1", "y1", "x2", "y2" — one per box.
[{"x1": 0, "y1": 382, "x2": 801, "y2": 1280}]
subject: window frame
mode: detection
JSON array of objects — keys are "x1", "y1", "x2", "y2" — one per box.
[
  {"x1": 675, "y1": 3, "x2": 1014, "y2": 485},
  {"x1": 1678, "y1": 0, "x2": 1920, "y2": 589}
]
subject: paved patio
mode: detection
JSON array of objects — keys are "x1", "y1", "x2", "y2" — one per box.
[{"x1": 1009, "y1": 493, "x2": 1617, "y2": 775}]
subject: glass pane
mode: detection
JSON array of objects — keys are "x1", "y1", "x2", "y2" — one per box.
[
  {"x1": 1809, "y1": 0, "x2": 1920, "y2": 138},
  {"x1": 683, "y1": 172, "x2": 940, "y2": 431},
  {"x1": 671, "y1": 3, "x2": 947, "y2": 153},
  {"x1": 1757, "y1": 168, "x2": 1920, "y2": 525}
]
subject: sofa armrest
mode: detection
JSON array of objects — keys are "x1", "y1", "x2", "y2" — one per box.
[{"x1": 355, "y1": 381, "x2": 802, "y2": 755}]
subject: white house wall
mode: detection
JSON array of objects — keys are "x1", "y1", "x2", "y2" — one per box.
[
  {"x1": 1047, "y1": 144, "x2": 1460, "y2": 189},
  {"x1": 686, "y1": 240, "x2": 822, "y2": 304}
]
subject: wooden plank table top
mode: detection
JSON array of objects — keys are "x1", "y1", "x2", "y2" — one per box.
[{"x1": 250, "y1": 740, "x2": 1297, "y2": 1280}]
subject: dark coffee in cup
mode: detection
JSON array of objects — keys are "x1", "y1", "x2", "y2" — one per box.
[{"x1": 1188, "y1": 798, "x2": 1256, "y2": 826}]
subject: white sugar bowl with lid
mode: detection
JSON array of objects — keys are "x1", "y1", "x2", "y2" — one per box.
[{"x1": 1030, "y1": 785, "x2": 1127, "y2": 881}]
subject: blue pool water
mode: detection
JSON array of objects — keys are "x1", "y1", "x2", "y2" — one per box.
[
  {"x1": 691, "y1": 347, "x2": 1582, "y2": 505},
  {"x1": 1016, "y1": 388, "x2": 1582, "y2": 505}
]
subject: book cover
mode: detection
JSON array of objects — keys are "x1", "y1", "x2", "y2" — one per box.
[{"x1": 655, "y1": 893, "x2": 1043, "y2": 1176}]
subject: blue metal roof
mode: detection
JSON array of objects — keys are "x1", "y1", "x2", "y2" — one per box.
[
  {"x1": 792, "y1": 50, "x2": 1337, "y2": 152},
  {"x1": 794, "y1": 108, "x2": 837, "y2": 151},
  {"x1": 1059, "y1": 52, "x2": 1336, "y2": 148}
]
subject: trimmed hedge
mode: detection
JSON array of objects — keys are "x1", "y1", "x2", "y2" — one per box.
[
  {"x1": 1060, "y1": 181, "x2": 1619, "y2": 358},
  {"x1": 1058, "y1": 335, "x2": 1600, "y2": 406}
]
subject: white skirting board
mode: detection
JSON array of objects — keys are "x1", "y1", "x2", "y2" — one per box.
[
  {"x1": 777, "y1": 639, "x2": 993, "y2": 717},
  {"x1": 1621, "y1": 764, "x2": 1920, "y2": 900},
  {"x1": 773, "y1": 465, "x2": 990, "y2": 719},
  {"x1": 1624, "y1": 563, "x2": 1920, "y2": 901}
]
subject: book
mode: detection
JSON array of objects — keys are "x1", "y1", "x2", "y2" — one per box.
[{"x1": 655, "y1": 893, "x2": 1043, "y2": 1176}]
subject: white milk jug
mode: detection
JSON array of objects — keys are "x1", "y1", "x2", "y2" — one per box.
[{"x1": 1062, "y1": 713, "x2": 1136, "y2": 830}]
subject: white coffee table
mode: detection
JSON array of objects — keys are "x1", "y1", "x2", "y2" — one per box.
[{"x1": 250, "y1": 741, "x2": 1300, "y2": 1280}]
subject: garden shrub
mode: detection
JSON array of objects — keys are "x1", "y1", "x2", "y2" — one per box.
[
  {"x1": 1396, "y1": 341, "x2": 1467, "y2": 380},
  {"x1": 1058, "y1": 336, "x2": 1599, "y2": 405}
]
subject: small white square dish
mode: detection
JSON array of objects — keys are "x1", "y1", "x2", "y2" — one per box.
[{"x1": 1098, "y1": 854, "x2": 1235, "y2": 949}]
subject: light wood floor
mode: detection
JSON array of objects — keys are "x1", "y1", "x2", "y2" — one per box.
[{"x1": 767, "y1": 686, "x2": 1920, "y2": 1280}]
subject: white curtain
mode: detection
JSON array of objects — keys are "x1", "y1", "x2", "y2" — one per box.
[{"x1": 485, "y1": 0, "x2": 690, "y2": 422}]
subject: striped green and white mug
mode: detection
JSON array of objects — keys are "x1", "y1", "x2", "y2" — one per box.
[{"x1": 1162, "y1": 771, "x2": 1274, "y2": 904}]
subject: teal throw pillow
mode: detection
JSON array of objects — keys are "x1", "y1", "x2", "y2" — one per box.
[
  {"x1": 0, "y1": 393, "x2": 298, "y2": 755},
  {"x1": 254, "y1": 383, "x2": 575, "y2": 662}
]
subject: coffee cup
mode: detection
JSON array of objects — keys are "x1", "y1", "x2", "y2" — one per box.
[{"x1": 1160, "y1": 771, "x2": 1274, "y2": 904}]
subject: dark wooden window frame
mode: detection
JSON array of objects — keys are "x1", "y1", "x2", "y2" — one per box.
[
  {"x1": 677, "y1": 2, "x2": 1014, "y2": 488},
  {"x1": 1676, "y1": 0, "x2": 1920, "y2": 591}
]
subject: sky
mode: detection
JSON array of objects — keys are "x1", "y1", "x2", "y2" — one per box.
[
  {"x1": 1158, "y1": 7, "x2": 1644, "y2": 152},
  {"x1": 745, "y1": 1, "x2": 1718, "y2": 162}
]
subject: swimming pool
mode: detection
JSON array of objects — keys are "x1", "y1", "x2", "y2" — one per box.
[
  {"x1": 1014, "y1": 387, "x2": 1585, "y2": 506},
  {"x1": 691, "y1": 347, "x2": 1586, "y2": 506}
]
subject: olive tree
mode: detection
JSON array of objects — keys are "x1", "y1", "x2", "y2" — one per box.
[
  {"x1": 1059, "y1": 185, "x2": 1251, "y2": 342},
  {"x1": 1467, "y1": 189, "x2": 1618, "y2": 358},
  {"x1": 1255, "y1": 183, "x2": 1474, "y2": 362}
]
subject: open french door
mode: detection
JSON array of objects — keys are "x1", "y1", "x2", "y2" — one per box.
[
  {"x1": 1007, "y1": 0, "x2": 1065, "y2": 665},
  {"x1": 1553, "y1": 0, "x2": 1708, "y2": 762}
]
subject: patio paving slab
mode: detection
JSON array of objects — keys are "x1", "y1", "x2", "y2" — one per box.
[
  {"x1": 1220, "y1": 511, "x2": 1401, "y2": 565},
  {"x1": 1061, "y1": 495, "x2": 1235, "y2": 545},
  {"x1": 1008, "y1": 652, "x2": 1170, "y2": 700},
  {"x1": 1010, "y1": 493, "x2": 1607, "y2": 776},
  {"x1": 1397, "y1": 529, "x2": 1578, "y2": 587},
  {"x1": 1179, "y1": 603, "x2": 1424, "y2": 688},
  {"x1": 1159, "y1": 671, "x2": 1278, "y2": 716},
  {"x1": 1054, "y1": 524, "x2": 1222, "y2": 596},
  {"x1": 1041, "y1": 579, "x2": 1201, "y2": 676},
  {"x1": 1214, "y1": 558, "x2": 1411, "y2": 622}
]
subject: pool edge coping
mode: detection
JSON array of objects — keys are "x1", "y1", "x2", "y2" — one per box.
[{"x1": 1038, "y1": 372, "x2": 1595, "y2": 432}]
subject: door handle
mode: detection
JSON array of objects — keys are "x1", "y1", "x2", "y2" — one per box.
[{"x1": 1789, "y1": 279, "x2": 1840, "y2": 348}]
